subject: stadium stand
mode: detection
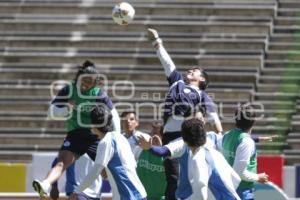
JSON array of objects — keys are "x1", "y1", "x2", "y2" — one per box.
[
  {"x1": 0, "y1": 0, "x2": 297, "y2": 169},
  {"x1": 260, "y1": 0, "x2": 300, "y2": 165}
]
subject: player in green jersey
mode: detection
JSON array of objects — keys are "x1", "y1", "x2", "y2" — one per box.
[
  {"x1": 222, "y1": 104, "x2": 269, "y2": 200},
  {"x1": 136, "y1": 122, "x2": 166, "y2": 200},
  {"x1": 32, "y1": 60, "x2": 120, "y2": 198}
]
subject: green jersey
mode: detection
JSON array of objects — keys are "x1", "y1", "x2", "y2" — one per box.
[
  {"x1": 66, "y1": 82, "x2": 101, "y2": 132},
  {"x1": 136, "y1": 150, "x2": 166, "y2": 200},
  {"x1": 222, "y1": 128, "x2": 257, "y2": 189}
]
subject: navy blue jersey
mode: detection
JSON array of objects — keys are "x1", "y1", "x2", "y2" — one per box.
[{"x1": 163, "y1": 70, "x2": 215, "y2": 123}]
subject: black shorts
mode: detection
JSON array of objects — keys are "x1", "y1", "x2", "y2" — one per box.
[{"x1": 60, "y1": 128, "x2": 99, "y2": 161}]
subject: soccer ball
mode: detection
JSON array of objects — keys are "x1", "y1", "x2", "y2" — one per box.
[{"x1": 112, "y1": 2, "x2": 135, "y2": 25}]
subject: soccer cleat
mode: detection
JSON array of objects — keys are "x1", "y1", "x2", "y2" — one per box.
[
  {"x1": 147, "y1": 28, "x2": 162, "y2": 46},
  {"x1": 32, "y1": 180, "x2": 49, "y2": 198}
]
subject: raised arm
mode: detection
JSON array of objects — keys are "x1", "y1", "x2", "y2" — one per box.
[{"x1": 148, "y1": 28, "x2": 176, "y2": 77}]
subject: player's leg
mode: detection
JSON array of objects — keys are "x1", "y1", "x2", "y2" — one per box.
[
  {"x1": 162, "y1": 132, "x2": 181, "y2": 200},
  {"x1": 32, "y1": 128, "x2": 90, "y2": 197},
  {"x1": 164, "y1": 158, "x2": 179, "y2": 200},
  {"x1": 32, "y1": 150, "x2": 76, "y2": 198},
  {"x1": 46, "y1": 150, "x2": 76, "y2": 183}
]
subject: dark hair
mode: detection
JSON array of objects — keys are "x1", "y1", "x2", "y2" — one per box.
[
  {"x1": 184, "y1": 67, "x2": 209, "y2": 90},
  {"x1": 181, "y1": 118, "x2": 206, "y2": 147},
  {"x1": 235, "y1": 104, "x2": 256, "y2": 131},
  {"x1": 121, "y1": 110, "x2": 137, "y2": 119},
  {"x1": 91, "y1": 105, "x2": 114, "y2": 134},
  {"x1": 75, "y1": 60, "x2": 98, "y2": 83},
  {"x1": 199, "y1": 69, "x2": 209, "y2": 90}
]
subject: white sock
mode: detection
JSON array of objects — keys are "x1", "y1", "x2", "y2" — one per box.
[{"x1": 41, "y1": 180, "x2": 51, "y2": 192}]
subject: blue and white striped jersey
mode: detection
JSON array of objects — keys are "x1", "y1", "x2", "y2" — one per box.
[
  {"x1": 95, "y1": 131, "x2": 147, "y2": 200},
  {"x1": 66, "y1": 154, "x2": 102, "y2": 198},
  {"x1": 200, "y1": 146, "x2": 241, "y2": 200},
  {"x1": 166, "y1": 138, "x2": 241, "y2": 200},
  {"x1": 206, "y1": 131, "x2": 223, "y2": 152}
]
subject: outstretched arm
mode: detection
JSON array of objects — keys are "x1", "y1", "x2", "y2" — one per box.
[
  {"x1": 148, "y1": 28, "x2": 176, "y2": 77},
  {"x1": 254, "y1": 135, "x2": 278, "y2": 143},
  {"x1": 137, "y1": 135, "x2": 171, "y2": 157},
  {"x1": 150, "y1": 146, "x2": 171, "y2": 157}
]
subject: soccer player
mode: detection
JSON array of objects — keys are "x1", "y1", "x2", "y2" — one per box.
[
  {"x1": 147, "y1": 28, "x2": 223, "y2": 200},
  {"x1": 121, "y1": 110, "x2": 150, "y2": 159},
  {"x1": 138, "y1": 117, "x2": 240, "y2": 200},
  {"x1": 182, "y1": 118, "x2": 241, "y2": 200},
  {"x1": 136, "y1": 122, "x2": 166, "y2": 200},
  {"x1": 32, "y1": 60, "x2": 120, "y2": 198},
  {"x1": 139, "y1": 110, "x2": 239, "y2": 200},
  {"x1": 50, "y1": 154, "x2": 102, "y2": 200},
  {"x1": 222, "y1": 104, "x2": 269, "y2": 200},
  {"x1": 69, "y1": 105, "x2": 147, "y2": 200},
  {"x1": 121, "y1": 110, "x2": 166, "y2": 200}
]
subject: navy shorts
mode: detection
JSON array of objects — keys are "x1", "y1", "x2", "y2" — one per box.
[{"x1": 60, "y1": 128, "x2": 99, "y2": 161}]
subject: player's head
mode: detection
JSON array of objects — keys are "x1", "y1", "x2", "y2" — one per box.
[
  {"x1": 121, "y1": 110, "x2": 139, "y2": 135},
  {"x1": 235, "y1": 104, "x2": 256, "y2": 132},
  {"x1": 181, "y1": 118, "x2": 206, "y2": 147},
  {"x1": 91, "y1": 105, "x2": 114, "y2": 136},
  {"x1": 185, "y1": 67, "x2": 209, "y2": 90},
  {"x1": 75, "y1": 60, "x2": 99, "y2": 92}
]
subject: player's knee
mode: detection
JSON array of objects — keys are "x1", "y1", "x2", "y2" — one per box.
[
  {"x1": 58, "y1": 151, "x2": 75, "y2": 164},
  {"x1": 56, "y1": 156, "x2": 73, "y2": 170}
]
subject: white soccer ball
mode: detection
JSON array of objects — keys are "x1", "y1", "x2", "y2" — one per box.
[{"x1": 112, "y1": 2, "x2": 135, "y2": 26}]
